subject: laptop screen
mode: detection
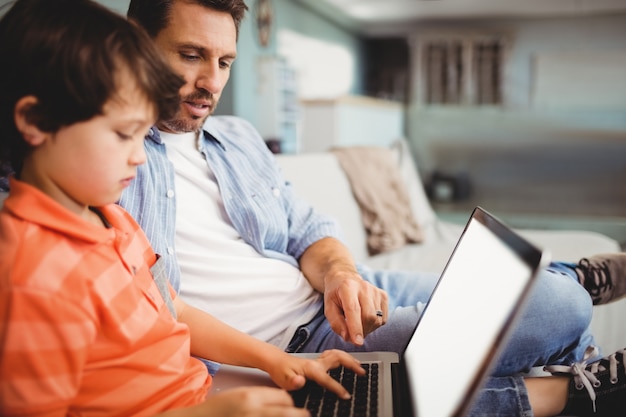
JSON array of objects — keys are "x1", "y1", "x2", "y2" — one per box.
[{"x1": 403, "y1": 208, "x2": 547, "y2": 417}]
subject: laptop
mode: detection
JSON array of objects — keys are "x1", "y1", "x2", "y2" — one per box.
[{"x1": 210, "y1": 206, "x2": 550, "y2": 417}]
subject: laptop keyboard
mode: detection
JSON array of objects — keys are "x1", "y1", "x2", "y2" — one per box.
[{"x1": 290, "y1": 363, "x2": 379, "y2": 417}]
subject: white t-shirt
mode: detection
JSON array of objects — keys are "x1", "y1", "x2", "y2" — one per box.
[{"x1": 161, "y1": 131, "x2": 321, "y2": 348}]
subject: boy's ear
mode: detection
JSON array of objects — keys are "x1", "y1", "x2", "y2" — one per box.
[{"x1": 14, "y1": 96, "x2": 48, "y2": 146}]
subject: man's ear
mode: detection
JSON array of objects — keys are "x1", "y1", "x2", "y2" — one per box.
[{"x1": 14, "y1": 96, "x2": 48, "y2": 147}]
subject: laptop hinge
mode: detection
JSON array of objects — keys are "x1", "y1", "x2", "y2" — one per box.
[{"x1": 392, "y1": 362, "x2": 413, "y2": 417}]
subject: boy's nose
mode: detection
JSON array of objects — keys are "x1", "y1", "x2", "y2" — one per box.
[{"x1": 130, "y1": 142, "x2": 147, "y2": 166}]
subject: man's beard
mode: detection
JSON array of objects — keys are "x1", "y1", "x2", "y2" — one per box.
[
  {"x1": 160, "y1": 90, "x2": 216, "y2": 133},
  {"x1": 159, "y1": 115, "x2": 206, "y2": 133}
]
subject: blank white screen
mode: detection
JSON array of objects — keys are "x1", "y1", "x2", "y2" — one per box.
[{"x1": 404, "y1": 218, "x2": 537, "y2": 417}]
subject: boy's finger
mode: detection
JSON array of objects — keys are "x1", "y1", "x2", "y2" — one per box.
[{"x1": 309, "y1": 370, "x2": 352, "y2": 400}]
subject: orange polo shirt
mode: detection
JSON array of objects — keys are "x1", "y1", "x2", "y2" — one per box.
[{"x1": 0, "y1": 178, "x2": 210, "y2": 416}]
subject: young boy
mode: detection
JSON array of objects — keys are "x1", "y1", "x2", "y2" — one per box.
[{"x1": 0, "y1": 0, "x2": 363, "y2": 416}]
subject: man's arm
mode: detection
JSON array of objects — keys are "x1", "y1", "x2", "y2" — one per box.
[{"x1": 298, "y1": 237, "x2": 388, "y2": 346}]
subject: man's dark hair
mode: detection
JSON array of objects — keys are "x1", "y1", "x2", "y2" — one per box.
[
  {"x1": 0, "y1": 0, "x2": 185, "y2": 176},
  {"x1": 127, "y1": 0, "x2": 249, "y2": 40}
]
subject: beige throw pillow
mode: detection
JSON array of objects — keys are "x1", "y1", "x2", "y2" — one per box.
[{"x1": 332, "y1": 146, "x2": 423, "y2": 255}]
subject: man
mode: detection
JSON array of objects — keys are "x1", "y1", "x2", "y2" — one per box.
[{"x1": 120, "y1": 0, "x2": 626, "y2": 415}]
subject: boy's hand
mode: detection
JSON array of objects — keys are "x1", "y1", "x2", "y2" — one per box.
[
  {"x1": 203, "y1": 387, "x2": 309, "y2": 417},
  {"x1": 267, "y1": 349, "x2": 365, "y2": 400}
]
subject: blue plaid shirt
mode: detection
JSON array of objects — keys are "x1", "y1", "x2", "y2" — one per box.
[
  {"x1": 119, "y1": 115, "x2": 342, "y2": 292},
  {"x1": 0, "y1": 162, "x2": 11, "y2": 191}
]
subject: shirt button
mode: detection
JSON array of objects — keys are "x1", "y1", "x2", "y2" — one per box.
[
  {"x1": 167, "y1": 247, "x2": 174, "y2": 255},
  {"x1": 272, "y1": 187, "x2": 280, "y2": 197},
  {"x1": 166, "y1": 189, "x2": 175, "y2": 198}
]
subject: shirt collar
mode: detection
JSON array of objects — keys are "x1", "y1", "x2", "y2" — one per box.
[
  {"x1": 147, "y1": 120, "x2": 225, "y2": 151},
  {"x1": 4, "y1": 177, "x2": 118, "y2": 244},
  {"x1": 201, "y1": 117, "x2": 226, "y2": 151},
  {"x1": 146, "y1": 126, "x2": 163, "y2": 145}
]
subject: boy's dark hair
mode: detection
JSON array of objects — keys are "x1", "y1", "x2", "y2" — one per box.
[
  {"x1": 127, "y1": 0, "x2": 248, "y2": 40},
  {"x1": 0, "y1": 0, "x2": 185, "y2": 176}
]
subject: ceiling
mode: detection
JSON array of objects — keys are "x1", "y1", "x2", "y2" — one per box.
[{"x1": 294, "y1": 0, "x2": 626, "y2": 35}]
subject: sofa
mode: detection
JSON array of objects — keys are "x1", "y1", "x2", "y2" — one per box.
[
  {"x1": 1, "y1": 139, "x2": 623, "y2": 355},
  {"x1": 274, "y1": 139, "x2": 626, "y2": 356}
]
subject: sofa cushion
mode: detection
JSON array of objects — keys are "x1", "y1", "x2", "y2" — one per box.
[
  {"x1": 519, "y1": 229, "x2": 620, "y2": 262},
  {"x1": 275, "y1": 152, "x2": 369, "y2": 262}
]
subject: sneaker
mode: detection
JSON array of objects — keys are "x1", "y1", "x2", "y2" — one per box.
[
  {"x1": 545, "y1": 345, "x2": 626, "y2": 416},
  {"x1": 575, "y1": 254, "x2": 626, "y2": 305}
]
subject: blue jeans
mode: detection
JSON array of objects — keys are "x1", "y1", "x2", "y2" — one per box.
[{"x1": 285, "y1": 262, "x2": 595, "y2": 416}]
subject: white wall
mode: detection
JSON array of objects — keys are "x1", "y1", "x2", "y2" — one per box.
[
  {"x1": 403, "y1": 13, "x2": 626, "y2": 221},
  {"x1": 407, "y1": 13, "x2": 626, "y2": 172},
  {"x1": 299, "y1": 95, "x2": 405, "y2": 152}
]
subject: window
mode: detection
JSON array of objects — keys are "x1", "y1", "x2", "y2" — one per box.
[
  {"x1": 414, "y1": 33, "x2": 507, "y2": 106},
  {"x1": 474, "y1": 40, "x2": 503, "y2": 104},
  {"x1": 424, "y1": 40, "x2": 464, "y2": 104}
]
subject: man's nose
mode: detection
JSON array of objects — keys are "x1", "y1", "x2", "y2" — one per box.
[{"x1": 195, "y1": 62, "x2": 223, "y2": 95}]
